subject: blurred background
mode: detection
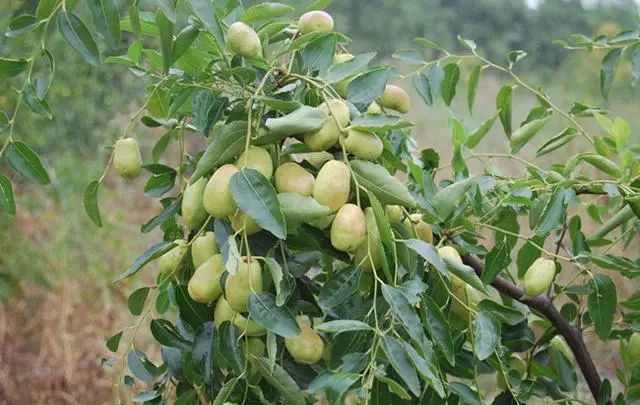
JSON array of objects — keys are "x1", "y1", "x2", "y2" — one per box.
[{"x1": 0, "y1": 0, "x2": 638, "y2": 403}]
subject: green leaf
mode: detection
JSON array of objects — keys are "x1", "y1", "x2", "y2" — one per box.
[
  {"x1": 248, "y1": 292, "x2": 300, "y2": 337},
  {"x1": 403, "y1": 239, "x2": 448, "y2": 278},
  {"x1": 57, "y1": 11, "x2": 100, "y2": 65},
  {"x1": 5, "y1": 15, "x2": 41, "y2": 38},
  {"x1": 496, "y1": 85, "x2": 513, "y2": 137},
  {"x1": 481, "y1": 238, "x2": 511, "y2": 284},
  {"x1": 264, "y1": 106, "x2": 326, "y2": 138},
  {"x1": 176, "y1": 390, "x2": 198, "y2": 405},
  {"x1": 6, "y1": 141, "x2": 50, "y2": 185},
  {"x1": 535, "y1": 188, "x2": 566, "y2": 236},
  {"x1": 325, "y1": 52, "x2": 376, "y2": 83},
  {"x1": 106, "y1": 331, "x2": 123, "y2": 352},
  {"x1": 230, "y1": 169, "x2": 286, "y2": 239},
  {"x1": 580, "y1": 154, "x2": 622, "y2": 178},
  {"x1": 536, "y1": 127, "x2": 578, "y2": 157},
  {"x1": 474, "y1": 311, "x2": 500, "y2": 360},
  {"x1": 465, "y1": 114, "x2": 497, "y2": 149},
  {"x1": 127, "y1": 349, "x2": 160, "y2": 383},
  {"x1": 588, "y1": 274, "x2": 616, "y2": 340},
  {"x1": 192, "y1": 91, "x2": 227, "y2": 136},
  {"x1": 87, "y1": 0, "x2": 120, "y2": 48},
  {"x1": 0, "y1": 174, "x2": 16, "y2": 217},
  {"x1": 467, "y1": 64, "x2": 482, "y2": 114},
  {"x1": 600, "y1": 48, "x2": 622, "y2": 100},
  {"x1": 631, "y1": 44, "x2": 640, "y2": 87},
  {"x1": 212, "y1": 377, "x2": 239, "y2": 405},
  {"x1": 187, "y1": 0, "x2": 224, "y2": 46},
  {"x1": 278, "y1": 192, "x2": 330, "y2": 226},
  {"x1": 143, "y1": 164, "x2": 176, "y2": 197},
  {"x1": 351, "y1": 114, "x2": 413, "y2": 132},
  {"x1": 115, "y1": 241, "x2": 176, "y2": 283},
  {"x1": 172, "y1": 25, "x2": 199, "y2": 63},
  {"x1": 440, "y1": 63, "x2": 460, "y2": 106},
  {"x1": 301, "y1": 34, "x2": 336, "y2": 72},
  {"x1": 420, "y1": 296, "x2": 454, "y2": 364},
  {"x1": 431, "y1": 177, "x2": 476, "y2": 219},
  {"x1": 155, "y1": 9, "x2": 173, "y2": 74},
  {"x1": 449, "y1": 382, "x2": 481, "y2": 405},
  {"x1": 254, "y1": 96, "x2": 302, "y2": 113},
  {"x1": 250, "y1": 357, "x2": 305, "y2": 405},
  {"x1": 306, "y1": 0, "x2": 333, "y2": 11},
  {"x1": 0, "y1": 58, "x2": 28, "y2": 77},
  {"x1": 128, "y1": 2, "x2": 141, "y2": 37},
  {"x1": 190, "y1": 121, "x2": 247, "y2": 182},
  {"x1": 381, "y1": 336, "x2": 421, "y2": 397},
  {"x1": 36, "y1": 0, "x2": 61, "y2": 20},
  {"x1": 510, "y1": 116, "x2": 550, "y2": 154},
  {"x1": 443, "y1": 256, "x2": 488, "y2": 294},
  {"x1": 319, "y1": 266, "x2": 362, "y2": 309},
  {"x1": 350, "y1": 160, "x2": 415, "y2": 207},
  {"x1": 218, "y1": 321, "x2": 245, "y2": 374},
  {"x1": 381, "y1": 284, "x2": 425, "y2": 344},
  {"x1": 22, "y1": 84, "x2": 51, "y2": 117},
  {"x1": 150, "y1": 319, "x2": 191, "y2": 350},
  {"x1": 347, "y1": 67, "x2": 390, "y2": 111},
  {"x1": 263, "y1": 257, "x2": 293, "y2": 306},
  {"x1": 128, "y1": 287, "x2": 150, "y2": 316},
  {"x1": 375, "y1": 374, "x2": 411, "y2": 400},
  {"x1": 477, "y1": 300, "x2": 526, "y2": 326},
  {"x1": 83, "y1": 179, "x2": 102, "y2": 227},
  {"x1": 240, "y1": 3, "x2": 294, "y2": 24},
  {"x1": 314, "y1": 320, "x2": 372, "y2": 334},
  {"x1": 412, "y1": 73, "x2": 432, "y2": 106},
  {"x1": 400, "y1": 340, "x2": 445, "y2": 397},
  {"x1": 141, "y1": 197, "x2": 181, "y2": 234}
]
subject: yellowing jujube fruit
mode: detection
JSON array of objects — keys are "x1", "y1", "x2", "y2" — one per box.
[
  {"x1": 451, "y1": 284, "x2": 481, "y2": 320},
  {"x1": 405, "y1": 213, "x2": 433, "y2": 244},
  {"x1": 304, "y1": 100, "x2": 350, "y2": 151},
  {"x1": 333, "y1": 53, "x2": 354, "y2": 64},
  {"x1": 378, "y1": 84, "x2": 411, "y2": 114},
  {"x1": 385, "y1": 205, "x2": 404, "y2": 223},
  {"x1": 227, "y1": 22, "x2": 262, "y2": 58},
  {"x1": 191, "y1": 231, "x2": 219, "y2": 269},
  {"x1": 522, "y1": 257, "x2": 555, "y2": 297},
  {"x1": 187, "y1": 254, "x2": 225, "y2": 303},
  {"x1": 301, "y1": 151, "x2": 333, "y2": 169},
  {"x1": 353, "y1": 208, "x2": 381, "y2": 271},
  {"x1": 298, "y1": 10, "x2": 334, "y2": 34},
  {"x1": 235, "y1": 146, "x2": 273, "y2": 179},
  {"x1": 225, "y1": 257, "x2": 263, "y2": 312},
  {"x1": 284, "y1": 322, "x2": 325, "y2": 364},
  {"x1": 158, "y1": 239, "x2": 188, "y2": 274},
  {"x1": 342, "y1": 129, "x2": 383, "y2": 160},
  {"x1": 438, "y1": 246, "x2": 463, "y2": 265},
  {"x1": 230, "y1": 210, "x2": 262, "y2": 235},
  {"x1": 629, "y1": 333, "x2": 640, "y2": 362},
  {"x1": 213, "y1": 296, "x2": 235, "y2": 327},
  {"x1": 331, "y1": 204, "x2": 366, "y2": 252},
  {"x1": 113, "y1": 138, "x2": 143, "y2": 179},
  {"x1": 497, "y1": 354, "x2": 527, "y2": 389},
  {"x1": 313, "y1": 160, "x2": 350, "y2": 213},
  {"x1": 203, "y1": 164, "x2": 239, "y2": 218},
  {"x1": 182, "y1": 176, "x2": 208, "y2": 230},
  {"x1": 275, "y1": 162, "x2": 315, "y2": 196}
]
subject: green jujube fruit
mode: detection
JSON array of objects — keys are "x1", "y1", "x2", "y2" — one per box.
[
  {"x1": 274, "y1": 162, "x2": 315, "y2": 196},
  {"x1": 227, "y1": 21, "x2": 262, "y2": 58},
  {"x1": 497, "y1": 354, "x2": 527, "y2": 389},
  {"x1": 378, "y1": 84, "x2": 411, "y2": 114},
  {"x1": 333, "y1": 53, "x2": 353, "y2": 64},
  {"x1": 225, "y1": 257, "x2": 263, "y2": 312},
  {"x1": 230, "y1": 210, "x2": 262, "y2": 235},
  {"x1": 522, "y1": 257, "x2": 555, "y2": 297},
  {"x1": 304, "y1": 100, "x2": 350, "y2": 151},
  {"x1": 158, "y1": 239, "x2": 188, "y2": 274},
  {"x1": 405, "y1": 213, "x2": 433, "y2": 244},
  {"x1": 235, "y1": 146, "x2": 273, "y2": 179},
  {"x1": 298, "y1": 10, "x2": 334, "y2": 34},
  {"x1": 313, "y1": 160, "x2": 350, "y2": 213},
  {"x1": 187, "y1": 254, "x2": 225, "y2": 303},
  {"x1": 353, "y1": 207, "x2": 381, "y2": 271},
  {"x1": 203, "y1": 164, "x2": 239, "y2": 218},
  {"x1": 182, "y1": 176, "x2": 208, "y2": 230},
  {"x1": 284, "y1": 321, "x2": 325, "y2": 364},
  {"x1": 385, "y1": 205, "x2": 404, "y2": 223},
  {"x1": 331, "y1": 203, "x2": 366, "y2": 252},
  {"x1": 113, "y1": 138, "x2": 143, "y2": 179},
  {"x1": 300, "y1": 151, "x2": 333, "y2": 169},
  {"x1": 549, "y1": 335, "x2": 573, "y2": 370},
  {"x1": 629, "y1": 333, "x2": 640, "y2": 362},
  {"x1": 191, "y1": 231, "x2": 219, "y2": 269},
  {"x1": 213, "y1": 297, "x2": 266, "y2": 336},
  {"x1": 342, "y1": 129, "x2": 383, "y2": 160},
  {"x1": 438, "y1": 246, "x2": 463, "y2": 265},
  {"x1": 451, "y1": 284, "x2": 481, "y2": 320}
]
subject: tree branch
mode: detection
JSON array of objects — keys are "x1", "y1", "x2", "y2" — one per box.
[{"x1": 461, "y1": 255, "x2": 605, "y2": 403}]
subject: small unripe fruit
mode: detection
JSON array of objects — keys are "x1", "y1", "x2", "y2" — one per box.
[
  {"x1": 549, "y1": 335, "x2": 573, "y2": 370},
  {"x1": 366, "y1": 101, "x2": 383, "y2": 114},
  {"x1": 275, "y1": 162, "x2": 315, "y2": 196},
  {"x1": 438, "y1": 246, "x2": 463, "y2": 265},
  {"x1": 353, "y1": 208, "x2": 381, "y2": 271},
  {"x1": 225, "y1": 257, "x2": 263, "y2": 312},
  {"x1": 342, "y1": 129, "x2": 383, "y2": 160},
  {"x1": 331, "y1": 204, "x2": 366, "y2": 252},
  {"x1": 188, "y1": 255, "x2": 225, "y2": 303},
  {"x1": 235, "y1": 146, "x2": 273, "y2": 179},
  {"x1": 378, "y1": 84, "x2": 411, "y2": 114},
  {"x1": 451, "y1": 284, "x2": 481, "y2": 319},
  {"x1": 203, "y1": 164, "x2": 239, "y2": 218},
  {"x1": 385, "y1": 205, "x2": 404, "y2": 223},
  {"x1": 113, "y1": 138, "x2": 143, "y2": 179},
  {"x1": 298, "y1": 10, "x2": 334, "y2": 34},
  {"x1": 313, "y1": 160, "x2": 350, "y2": 213},
  {"x1": 227, "y1": 22, "x2": 262, "y2": 58},
  {"x1": 497, "y1": 355, "x2": 527, "y2": 390},
  {"x1": 230, "y1": 210, "x2": 262, "y2": 235},
  {"x1": 158, "y1": 239, "x2": 188, "y2": 274},
  {"x1": 522, "y1": 257, "x2": 555, "y2": 297},
  {"x1": 182, "y1": 177, "x2": 208, "y2": 230},
  {"x1": 304, "y1": 99, "x2": 350, "y2": 151},
  {"x1": 191, "y1": 231, "x2": 219, "y2": 271},
  {"x1": 246, "y1": 337, "x2": 266, "y2": 358},
  {"x1": 405, "y1": 213, "x2": 433, "y2": 244},
  {"x1": 213, "y1": 296, "x2": 235, "y2": 327},
  {"x1": 285, "y1": 322, "x2": 325, "y2": 364},
  {"x1": 333, "y1": 53, "x2": 354, "y2": 64},
  {"x1": 629, "y1": 333, "x2": 640, "y2": 362}
]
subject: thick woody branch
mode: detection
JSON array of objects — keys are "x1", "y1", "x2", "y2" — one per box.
[{"x1": 461, "y1": 255, "x2": 605, "y2": 403}]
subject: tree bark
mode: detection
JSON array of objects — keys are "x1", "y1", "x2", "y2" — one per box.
[{"x1": 461, "y1": 255, "x2": 605, "y2": 403}]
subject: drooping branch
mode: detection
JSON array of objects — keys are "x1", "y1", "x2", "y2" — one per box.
[{"x1": 461, "y1": 255, "x2": 605, "y2": 403}]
